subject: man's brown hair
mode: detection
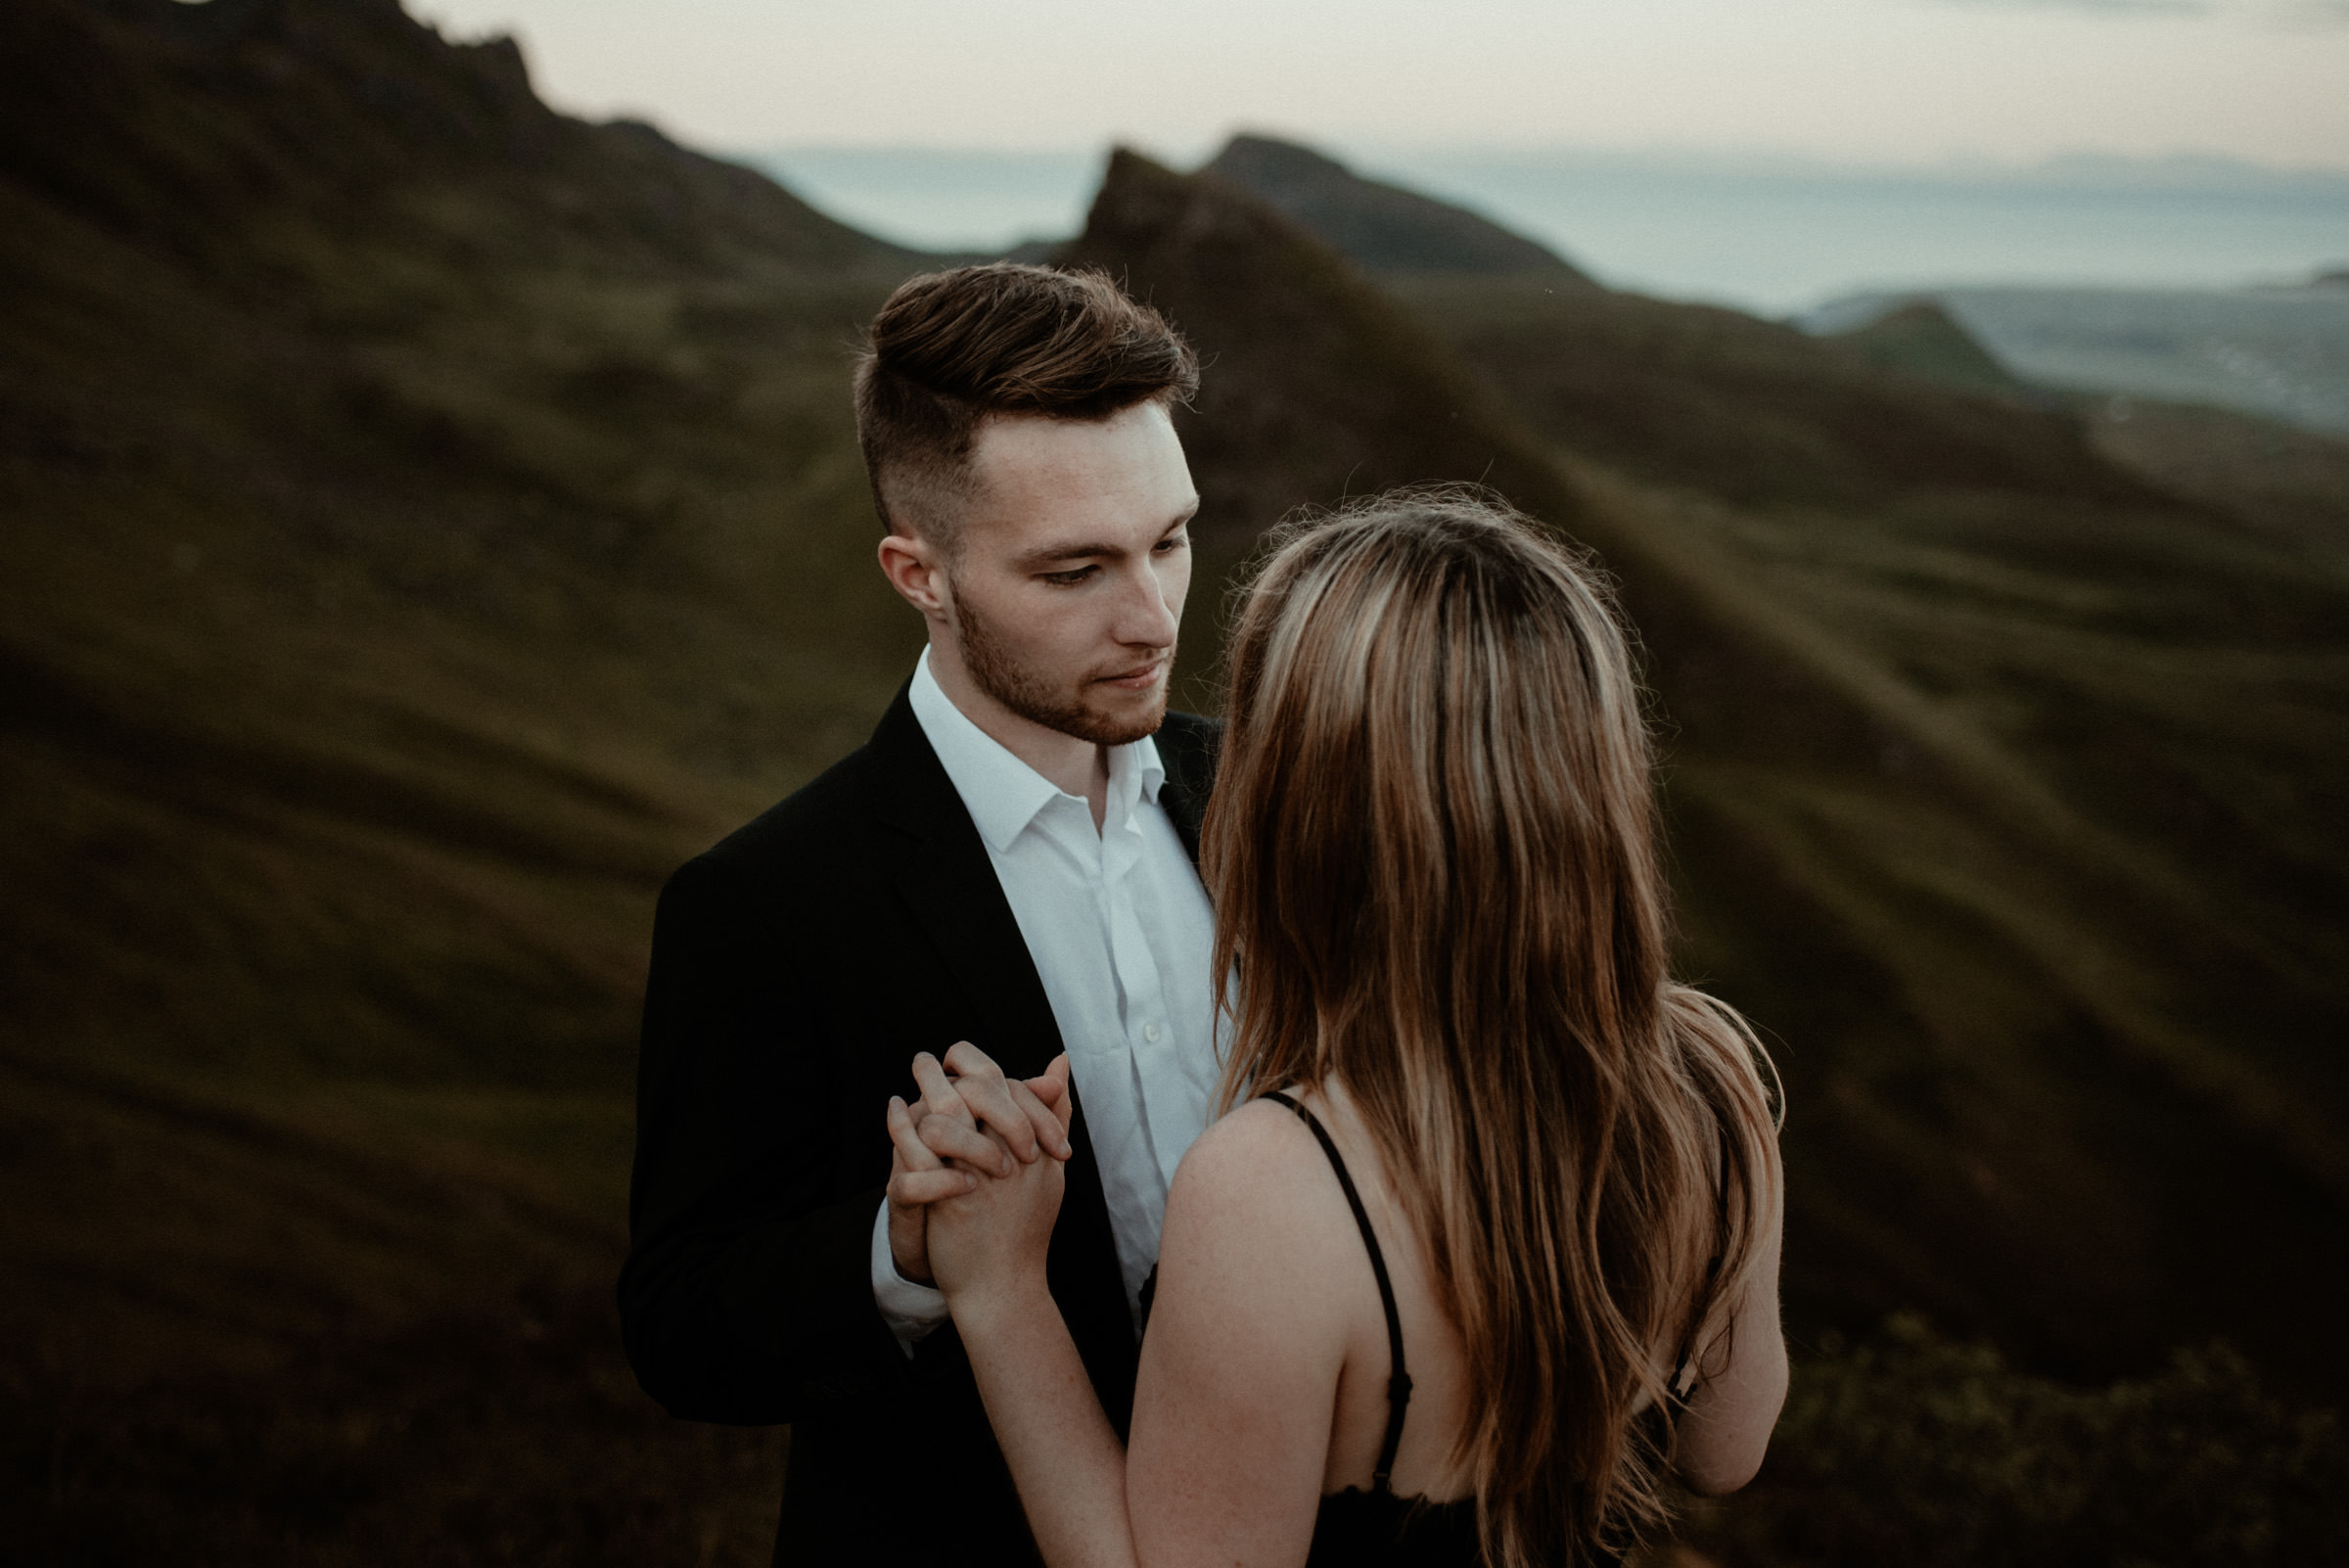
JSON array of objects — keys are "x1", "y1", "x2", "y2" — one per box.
[{"x1": 853, "y1": 262, "x2": 1199, "y2": 541}]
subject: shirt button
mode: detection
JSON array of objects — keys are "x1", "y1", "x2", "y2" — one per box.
[{"x1": 1143, "y1": 1022, "x2": 1162, "y2": 1043}]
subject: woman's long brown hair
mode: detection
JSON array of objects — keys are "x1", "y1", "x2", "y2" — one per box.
[{"x1": 1203, "y1": 489, "x2": 1782, "y2": 1568}]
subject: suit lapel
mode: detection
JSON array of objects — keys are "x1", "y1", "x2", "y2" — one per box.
[
  {"x1": 866, "y1": 687, "x2": 1065, "y2": 1081},
  {"x1": 859, "y1": 690, "x2": 1219, "y2": 1397},
  {"x1": 861, "y1": 685, "x2": 1138, "y2": 1396},
  {"x1": 865, "y1": 695, "x2": 1221, "y2": 1059},
  {"x1": 1153, "y1": 710, "x2": 1221, "y2": 868}
]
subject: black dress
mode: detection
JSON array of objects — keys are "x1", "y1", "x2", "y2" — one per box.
[
  {"x1": 1259, "y1": 1092, "x2": 1485, "y2": 1568},
  {"x1": 1249, "y1": 1092, "x2": 1708, "y2": 1568}
]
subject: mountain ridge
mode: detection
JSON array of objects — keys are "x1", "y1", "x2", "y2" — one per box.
[{"x1": 1200, "y1": 133, "x2": 1592, "y2": 281}]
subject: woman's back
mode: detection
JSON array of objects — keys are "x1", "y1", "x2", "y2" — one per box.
[
  {"x1": 1257, "y1": 1087, "x2": 1485, "y2": 1567},
  {"x1": 1128, "y1": 1084, "x2": 1476, "y2": 1565},
  {"x1": 1134, "y1": 1071, "x2": 1779, "y2": 1566}
]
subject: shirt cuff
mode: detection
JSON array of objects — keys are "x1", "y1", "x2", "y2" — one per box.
[{"x1": 871, "y1": 1195, "x2": 949, "y2": 1358}]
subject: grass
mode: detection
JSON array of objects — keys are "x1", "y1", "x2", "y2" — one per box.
[{"x1": 1683, "y1": 1315, "x2": 2349, "y2": 1568}]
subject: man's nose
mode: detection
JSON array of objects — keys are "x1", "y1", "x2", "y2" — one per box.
[{"x1": 1114, "y1": 564, "x2": 1179, "y2": 648}]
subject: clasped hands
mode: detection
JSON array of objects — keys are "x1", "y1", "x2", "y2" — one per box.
[{"x1": 885, "y1": 1041, "x2": 1076, "y2": 1312}]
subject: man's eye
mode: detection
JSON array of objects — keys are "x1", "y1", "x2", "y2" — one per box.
[
  {"x1": 1154, "y1": 534, "x2": 1188, "y2": 554},
  {"x1": 1041, "y1": 566, "x2": 1096, "y2": 586}
]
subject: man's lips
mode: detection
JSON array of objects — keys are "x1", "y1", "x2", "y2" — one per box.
[{"x1": 1096, "y1": 660, "x2": 1169, "y2": 691}]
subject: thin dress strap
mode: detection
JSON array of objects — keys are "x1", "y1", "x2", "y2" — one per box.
[{"x1": 1262, "y1": 1090, "x2": 1414, "y2": 1493}]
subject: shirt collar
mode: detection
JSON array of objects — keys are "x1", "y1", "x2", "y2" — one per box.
[{"x1": 908, "y1": 648, "x2": 1166, "y2": 853}]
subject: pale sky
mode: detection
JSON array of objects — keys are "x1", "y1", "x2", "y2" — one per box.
[{"x1": 412, "y1": 0, "x2": 2349, "y2": 169}]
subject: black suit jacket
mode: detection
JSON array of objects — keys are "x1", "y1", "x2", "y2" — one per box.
[{"x1": 619, "y1": 684, "x2": 1221, "y2": 1567}]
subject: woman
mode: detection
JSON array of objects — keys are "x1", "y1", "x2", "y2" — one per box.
[{"x1": 889, "y1": 490, "x2": 1786, "y2": 1568}]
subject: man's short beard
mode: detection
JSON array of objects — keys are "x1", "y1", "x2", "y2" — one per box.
[{"x1": 955, "y1": 588, "x2": 1169, "y2": 748}]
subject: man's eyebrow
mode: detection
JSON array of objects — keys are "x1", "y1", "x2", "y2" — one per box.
[
  {"x1": 1015, "y1": 537, "x2": 1127, "y2": 568},
  {"x1": 1015, "y1": 508, "x2": 1197, "y2": 569}
]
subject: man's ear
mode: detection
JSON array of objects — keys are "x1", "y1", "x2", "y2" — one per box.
[{"x1": 876, "y1": 528, "x2": 951, "y2": 621}]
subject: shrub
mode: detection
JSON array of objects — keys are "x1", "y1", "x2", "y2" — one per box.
[{"x1": 1693, "y1": 1314, "x2": 2348, "y2": 1568}]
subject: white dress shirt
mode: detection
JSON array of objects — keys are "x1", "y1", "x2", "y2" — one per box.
[{"x1": 870, "y1": 648, "x2": 1221, "y2": 1351}]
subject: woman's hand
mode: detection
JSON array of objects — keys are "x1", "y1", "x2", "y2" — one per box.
[
  {"x1": 906, "y1": 1051, "x2": 1076, "y2": 1314},
  {"x1": 884, "y1": 1045, "x2": 1072, "y2": 1287}
]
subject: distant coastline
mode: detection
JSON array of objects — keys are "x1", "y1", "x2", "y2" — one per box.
[
  {"x1": 749, "y1": 144, "x2": 2349, "y2": 318},
  {"x1": 1807, "y1": 283, "x2": 2349, "y2": 435}
]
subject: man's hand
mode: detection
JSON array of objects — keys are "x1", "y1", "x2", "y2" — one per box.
[
  {"x1": 917, "y1": 1050, "x2": 1080, "y2": 1309},
  {"x1": 885, "y1": 1045, "x2": 1072, "y2": 1286}
]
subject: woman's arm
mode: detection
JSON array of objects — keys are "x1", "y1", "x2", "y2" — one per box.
[
  {"x1": 949, "y1": 1270, "x2": 1141, "y2": 1568},
  {"x1": 911, "y1": 1097, "x2": 1345, "y2": 1568},
  {"x1": 907, "y1": 1072, "x2": 1138, "y2": 1568},
  {"x1": 1124, "y1": 1103, "x2": 1348, "y2": 1566},
  {"x1": 1672, "y1": 1157, "x2": 1789, "y2": 1495}
]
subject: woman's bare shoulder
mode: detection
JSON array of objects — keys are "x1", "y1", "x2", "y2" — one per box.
[
  {"x1": 1150, "y1": 1094, "x2": 1358, "y2": 1378},
  {"x1": 1161, "y1": 1096, "x2": 1346, "y2": 1268},
  {"x1": 1182, "y1": 1095, "x2": 1316, "y2": 1174}
]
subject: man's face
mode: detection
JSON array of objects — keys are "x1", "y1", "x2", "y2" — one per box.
[{"x1": 935, "y1": 402, "x2": 1198, "y2": 746}]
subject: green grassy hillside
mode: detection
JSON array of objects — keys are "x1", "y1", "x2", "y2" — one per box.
[
  {"x1": 1, "y1": 0, "x2": 931, "y2": 1107},
  {"x1": 5, "y1": 1, "x2": 2347, "y2": 1560},
  {"x1": 2, "y1": 0, "x2": 937, "y2": 1555}
]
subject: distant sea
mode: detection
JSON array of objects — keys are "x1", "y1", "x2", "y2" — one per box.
[
  {"x1": 751, "y1": 145, "x2": 2349, "y2": 434},
  {"x1": 1808, "y1": 285, "x2": 2349, "y2": 435}
]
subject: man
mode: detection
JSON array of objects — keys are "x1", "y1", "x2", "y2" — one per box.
[{"x1": 619, "y1": 264, "x2": 1222, "y2": 1567}]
